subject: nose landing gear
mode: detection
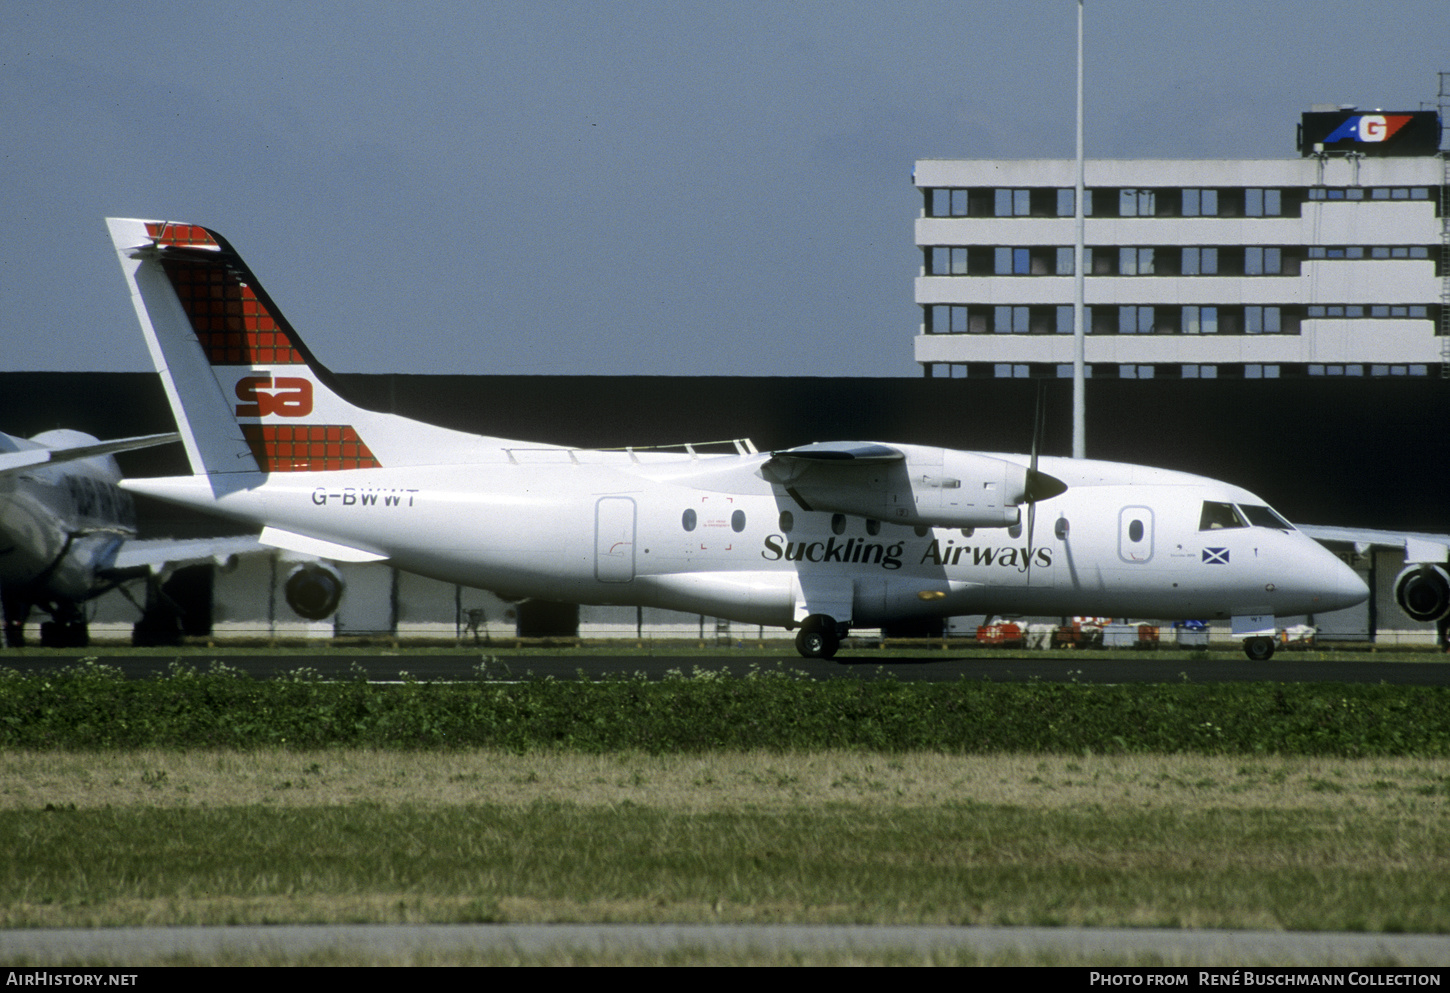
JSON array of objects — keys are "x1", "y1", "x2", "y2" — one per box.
[{"x1": 1243, "y1": 636, "x2": 1276, "y2": 662}]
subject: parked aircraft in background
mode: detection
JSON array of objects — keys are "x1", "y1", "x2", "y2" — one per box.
[
  {"x1": 0, "y1": 428, "x2": 259, "y2": 646},
  {"x1": 107, "y1": 217, "x2": 1369, "y2": 660},
  {"x1": 1300, "y1": 524, "x2": 1450, "y2": 646}
]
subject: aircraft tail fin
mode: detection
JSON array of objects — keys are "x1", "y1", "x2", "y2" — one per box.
[{"x1": 107, "y1": 218, "x2": 499, "y2": 475}]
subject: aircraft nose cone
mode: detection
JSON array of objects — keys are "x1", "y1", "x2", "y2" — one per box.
[{"x1": 1316, "y1": 547, "x2": 1370, "y2": 612}]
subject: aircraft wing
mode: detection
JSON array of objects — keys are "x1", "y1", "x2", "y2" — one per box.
[
  {"x1": 1299, "y1": 524, "x2": 1450, "y2": 563},
  {"x1": 763, "y1": 442, "x2": 905, "y2": 482},
  {"x1": 0, "y1": 432, "x2": 180, "y2": 477},
  {"x1": 762, "y1": 441, "x2": 1065, "y2": 528},
  {"x1": 105, "y1": 534, "x2": 269, "y2": 576}
]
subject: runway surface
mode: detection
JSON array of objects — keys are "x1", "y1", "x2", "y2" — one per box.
[
  {"x1": 3, "y1": 651, "x2": 1448, "y2": 684},
  {"x1": 4, "y1": 922, "x2": 1448, "y2": 965}
]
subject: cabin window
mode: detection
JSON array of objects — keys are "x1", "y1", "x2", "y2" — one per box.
[
  {"x1": 1128, "y1": 519, "x2": 1145, "y2": 543},
  {"x1": 682, "y1": 509, "x2": 697, "y2": 532},
  {"x1": 731, "y1": 510, "x2": 746, "y2": 533},
  {"x1": 831, "y1": 514, "x2": 847, "y2": 535},
  {"x1": 779, "y1": 511, "x2": 794, "y2": 533},
  {"x1": 1199, "y1": 501, "x2": 1246, "y2": 531}
]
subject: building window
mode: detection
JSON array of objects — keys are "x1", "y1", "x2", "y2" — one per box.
[
  {"x1": 1118, "y1": 306, "x2": 1155, "y2": 334},
  {"x1": 1181, "y1": 247, "x2": 1218, "y2": 275},
  {"x1": 1308, "y1": 188, "x2": 1366, "y2": 201},
  {"x1": 1244, "y1": 188, "x2": 1282, "y2": 217},
  {"x1": 928, "y1": 246, "x2": 970, "y2": 275},
  {"x1": 1118, "y1": 247, "x2": 1155, "y2": 276},
  {"x1": 1119, "y1": 189, "x2": 1156, "y2": 217},
  {"x1": 995, "y1": 188, "x2": 1031, "y2": 216},
  {"x1": 1119, "y1": 364, "x2": 1155, "y2": 379},
  {"x1": 929, "y1": 189, "x2": 970, "y2": 217},
  {"x1": 1245, "y1": 364, "x2": 1280, "y2": 379},
  {"x1": 1182, "y1": 364, "x2": 1218, "y2": 379},
  {"x1": 993, "y1": 306, "x2": 1030, "y2": 334},
  {"x1": 1370, "y1": 187, "x2": 1431, "y2": 200},
  {"x1": 1056, "y1": 364, "x2": 1092, "y2": 378},
  {"x1": 927, "y1": 304, "x2": 971, "y2": 334},
  {"x1": 1183, "y1": 306, "x2": 1219, "y2": 334},
  {"x1": 1245, "y1": 306, "x2": 1281, "y2": 334},
  {"x1": 1056, "y1": 188, "x2": 1094, "y2": 217},
  {"x1": 994, "y1": 247, "x2": 1033, "y2": 275},
  {"x1": 994, "y1": 364, "x2": 1030, "y2": 378},
  {"x1": 1182, "y1": 188, "x2": 1219, "y2": 216},
  {"x1": 1244, "y1": 247, "x2": 1282, "y2": 275}
]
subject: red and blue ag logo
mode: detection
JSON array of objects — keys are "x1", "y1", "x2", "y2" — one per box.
[{"x1": 1321, "y1": 114, "x2": 1413, "y2": 144}]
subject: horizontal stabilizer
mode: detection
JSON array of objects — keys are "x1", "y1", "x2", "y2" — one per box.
[{"x1": 259, "y1": 526, "x2": 388, "y2": 563}]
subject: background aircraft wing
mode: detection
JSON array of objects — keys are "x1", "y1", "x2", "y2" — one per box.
[
  {"x1": 1299, "y1": 524, "x2": 1450, "y2": 563},
  {"x1": 0, "y1": 432, "x2": 180, "y2": 477},
  {"x1": 105, "y1": 534, "x2": 269, "y2": 576}
]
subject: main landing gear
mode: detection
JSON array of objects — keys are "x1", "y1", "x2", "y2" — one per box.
[
  {"x1": 1243, "y1": 636, "x2": 1276, "y2": 662},
  {"x1": 794, "y1": 614, "x2": 848, "y2": 660}
]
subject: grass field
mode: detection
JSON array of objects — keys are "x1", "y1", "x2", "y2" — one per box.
[
  {"x1": 2, "y1": 750, "x2": 1447, "y2": 943},
  {"x1": 3, "y1": 653, "x2": 1448, "y2": 965}
]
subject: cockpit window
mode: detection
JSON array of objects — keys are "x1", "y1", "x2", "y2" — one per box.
[
  {"x1": 1199, "y1": 501, "x2": 1246, "y2": 531},
  {"x1": 1238, "y1": 504, "x2": 1294, "y2": 531}
]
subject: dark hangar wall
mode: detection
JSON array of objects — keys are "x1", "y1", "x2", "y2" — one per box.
[{"x1": 4, "y1": 372, "x2": 1446, "y2": 534}]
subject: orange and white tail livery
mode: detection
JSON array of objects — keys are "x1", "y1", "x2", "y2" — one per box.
[{"x1": 107, "y1": 218, "x2": 521, "y2": 475}]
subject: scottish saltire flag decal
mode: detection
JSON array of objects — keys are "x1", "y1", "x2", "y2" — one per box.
[{"x1": 1203, "y1": 547, "x2": 1230, "y2": 565}]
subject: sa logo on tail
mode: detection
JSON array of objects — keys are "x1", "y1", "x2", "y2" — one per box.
[{"x1": 235, "y1": 376, "x2": 314, "y2": 418}]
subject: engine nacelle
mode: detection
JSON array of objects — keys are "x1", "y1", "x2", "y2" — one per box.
[
  {"x1": 284, "y1": 561, "x2": 344, "y2": 620},
  {"x1": 1393, "y1": 563, "x2": 1450, "y2": 623},
  {"x1": 764, "y1": 445, "x2": 1062, "y2": 530}
]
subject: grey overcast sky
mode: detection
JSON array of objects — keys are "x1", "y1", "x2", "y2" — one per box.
[{"x1": 4, "y1": 0, "x2": 1449, "y2": 377}]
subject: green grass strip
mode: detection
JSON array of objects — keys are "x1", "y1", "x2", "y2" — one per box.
[
  {"x1": 2, "y1": 661, "x2": 1448, "y2": 755},
  {"x1": 2, "y1": 801, "x2": 1447, "y2": 932}
]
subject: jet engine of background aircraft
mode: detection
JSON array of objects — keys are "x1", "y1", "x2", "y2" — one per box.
[
  {"x1": 1392, "y1": 563, "x2": 1450, "y2": 623},
  {"x1": 1299, "y1": 524, "x2": 1450, "y2": 645},
  {"x1": 283, "y1": 561, "x2": 345, "y2": 620}
]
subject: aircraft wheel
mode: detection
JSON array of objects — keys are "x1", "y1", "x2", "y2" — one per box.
[
  {"x1": 1243, "y1": 636, "x2": 1275, "y2": 662},
  {"x1": 39, "y1": 620, "x2": 88, "y2": 648},
  {"x1": 795, "y1": 616, "x2": 841, "y2": 660},
  {"x1": 132, "y1": 613, "x2": 182, "y2": 648}
]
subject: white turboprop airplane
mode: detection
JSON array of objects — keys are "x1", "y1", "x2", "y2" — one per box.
[
  {"x1": 0, "y1": 427, "x2": 259, "y2": 646},
  {"x1": 107, "y1": 217, "x2": 1369, "y2": 661}
]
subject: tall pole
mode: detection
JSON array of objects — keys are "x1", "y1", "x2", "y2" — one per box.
[{"x1": 1072, "y1": 0, "x2": 1086, "y2": 459}]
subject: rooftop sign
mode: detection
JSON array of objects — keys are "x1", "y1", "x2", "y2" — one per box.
[{"x1": 1299, "y1": 110, "x2": 1440, "y2": 156}]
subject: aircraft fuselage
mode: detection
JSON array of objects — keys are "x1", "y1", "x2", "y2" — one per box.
[{"x1": 126, "y1": 447, "x2": 1365, "y2": 631}]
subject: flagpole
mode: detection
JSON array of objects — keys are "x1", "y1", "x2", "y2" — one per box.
[{"x1": 1072, "y1": 0, "x2": 1086, "y2": 459}]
